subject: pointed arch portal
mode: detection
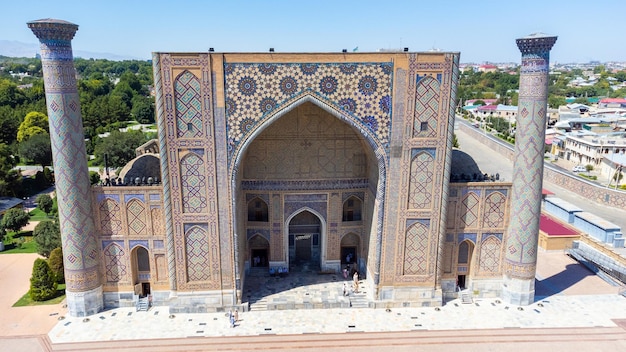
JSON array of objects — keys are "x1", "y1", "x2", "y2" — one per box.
[{"x1": 232, "y1": 96, "x2": 386, "y2": 293}]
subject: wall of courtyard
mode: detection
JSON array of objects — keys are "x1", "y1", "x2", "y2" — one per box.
[{"x1": 458, "y1": 121, "x2": 626, "y2": 209}]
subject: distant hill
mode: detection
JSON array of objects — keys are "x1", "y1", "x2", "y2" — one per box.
[{"x1": 0, "y1": 39, "x2": 144, "y2": 61}]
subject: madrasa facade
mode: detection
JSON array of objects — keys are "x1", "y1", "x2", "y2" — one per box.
[
  {"x1": 93, "y1": 50, "x2": 511, "y2": 313},
  {"x1": 29, "y1": 19, "x2": 556, "y2": 316}
]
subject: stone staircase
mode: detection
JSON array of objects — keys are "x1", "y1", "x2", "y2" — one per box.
[
  {"x1": 349, "y1": 292, "x2": 369, "y2": 308},
  {"x1": 249, "y1": 297, "x2": 269, "y2": 311},
  {"x1": 460, "y1": 290, "x2": 473, "y2": 304},
  {"x1": 248, "y1": 267, "x2": 269, "y2": 277},
  {"x1": 349, "y1": 282, "x2": 369, "y2": 308},
  {"x1": 136, "y1": 297, "x2": 150, "y2": 312}
]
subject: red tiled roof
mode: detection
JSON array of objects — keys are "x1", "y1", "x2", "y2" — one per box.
[
  {"x1": 477, "y1": 105, "x2": 498, "y2": 111},
  {"x1": 540, "y1": 214, "x2": 578, "y2": 236},
  {"x1": 600, "y1": 98, "x2": 626, "y2": 103}
]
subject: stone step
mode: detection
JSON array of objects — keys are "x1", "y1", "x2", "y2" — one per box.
[
  {"x1": 460, "y1": 292, "x2": 473, "y2": 304},
  {"x1": 249, "y1": 298, "x2": 268, "y2": 311},
  {"x1": 136, "y1": 297, "x2": 150, "y2": 311},
  {"x1": 349, "y1": 289, "x2": 369, "y2": 308}
]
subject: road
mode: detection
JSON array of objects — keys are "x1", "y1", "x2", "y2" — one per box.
[{"x1": 455, "y1": 123, "x2": 626, "y2": 243}]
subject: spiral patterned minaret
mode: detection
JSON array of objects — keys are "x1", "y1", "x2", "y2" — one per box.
[
  {"x1": 28, "y1": 19, "x2": 103, "y2": 316},
  {"x1": 503, "y1": 33, "x2": 557, "y2": 306}
]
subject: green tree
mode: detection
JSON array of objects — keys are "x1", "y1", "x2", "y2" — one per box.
[
  {"x1": 0, "y1": 207, "x2": 30, "y2": 234},
  {"x1": 0, "y1": 105, "x2": 20, "y2": 145},
  {"x1": 18, "y1": 132, "x2": 52, "y2": 166},
  {"x1": 548, "y1": 95, "x2": 566, "y2": 109},
  {"x1": 36, "y1": 194, "x2": 53, "y2": 215},
  {"x1": 48, "y1": 247, "x2": 64, "y2": 284},
  {"x1": 93, "y1": 129, "x2": 147, "y2": 168},
  {"x1": 614, "y1": 71, "x2": 626, "y2": 82},
  {"x1": 0, "y1": 79, "x2": 26, "y2": 108},
  {"x1": 89, "y1": 171, "x2": 101, "y2": 185},
  {"x1": 29, "y1": 258, "x2": 58, "y2": 301},
  {"x1": 131, "y1": 95, "x2": 155, "y2": 124},
  {"x1": 33, "y1": 220, "x2": 61, "y2": 258},
  {"x1": 474, "y1": 99, "x2": 486, "y2": 106},
  {"x1": 17, "y1": 111, "x2": 48, "y2": 142},
  {"x1": 0, "y1": 143, "x2": 21, "y2": 196}
]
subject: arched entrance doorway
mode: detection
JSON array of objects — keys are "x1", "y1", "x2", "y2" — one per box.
[
  {"x1": 249, "y1": 234, "x2": 269, "y2": 268},
  {"x1": 131, "y1": 246, "x2": 151, "y2": 297},
  {"x1": 234, "y1": 97, "x2": 387, "y2": 301},
  {"x1": 288, "y1": 210, "x2": 321, "y2": 271},
  {"x1": 457, "y1": 240, "x2": 474, "y2": 290},
  {"x1": 340, "y1": 232, "x2": 360, "y2": 266}
]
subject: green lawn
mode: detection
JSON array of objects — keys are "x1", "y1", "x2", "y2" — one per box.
[
  {"x1": 28, "y1": 208, "x2": 54, "y2": 222},
  {"x1": 1, "y1": 232, "x2": 37, "y2": 254},
  {"x1": 12, "y1": 284, "x2": 66, "y2": 307},
  {"x1": 0, "y1": 231, "x2": 37, "y2": 254}
]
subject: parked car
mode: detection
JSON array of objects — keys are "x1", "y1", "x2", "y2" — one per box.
[{"x1": 572, "y1": 165, "x2": 586, "y2": 173}]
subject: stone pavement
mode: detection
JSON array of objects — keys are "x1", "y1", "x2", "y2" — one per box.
[
  {"x1": 45, "y1": 252, "x2": 626, "y2": 344},
  {"x1": 2, "y1": 251, "x2": 626, "y2": 350},
  {"x1": 47, "y1": 294, "x2": 626, "y2": 343}
]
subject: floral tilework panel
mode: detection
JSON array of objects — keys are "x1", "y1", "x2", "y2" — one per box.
[{"x1": 224, "y1": 62, "x2": 393, "y2": 159}]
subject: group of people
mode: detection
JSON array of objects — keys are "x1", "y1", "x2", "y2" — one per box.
[
  {"x1": 269, "y1": 266, "x2": 288, "y2": 277},
  {"x1": 342, "y1": 269, "x2": 359, "y2": 296},
  {"x1": 227, "y1": 309, "x2": 239, "y2": 328},
  {"x1": 252, "y1": 255, "x2": 266, "y2": 267}
]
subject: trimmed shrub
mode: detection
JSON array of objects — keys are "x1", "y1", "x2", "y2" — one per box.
[
  {"x1": 48, "y1": 247, "x2": 64, "y2": 284},
  {"x1": 29, "y1": 258, "x2": 58, "y2": 301},
  {"x1": 33, "y1": 221, "x2": 61, "y2": 258}
]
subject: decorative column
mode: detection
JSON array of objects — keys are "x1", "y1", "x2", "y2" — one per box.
[
  {"x1": 503, "y1": 33, "x2": 557, "y2": 305},
  {"x1": 28, "y1": 19, "x2": 103, "y2": 316}
]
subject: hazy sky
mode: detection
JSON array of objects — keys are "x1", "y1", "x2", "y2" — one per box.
[{"x1": 3, "y1": 0, "x2": 624, "y2": 63}]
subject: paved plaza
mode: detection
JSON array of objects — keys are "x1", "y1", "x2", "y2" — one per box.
[{"x1": 1, "y1": 251, "x2": 625, "y2": 351}]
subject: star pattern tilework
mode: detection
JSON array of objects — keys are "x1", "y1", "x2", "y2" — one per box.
[{"x1": 224, "y1": 62, "x2": 393, "y2": 160}]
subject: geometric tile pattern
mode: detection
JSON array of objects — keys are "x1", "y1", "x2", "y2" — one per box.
[
  {"x1": 31, "y1": 22, "x2": 102, "y2": 293},
  {"x1": 180, "y1": 153, "x2": 208, "y2": 213},
  {"x1": 413, "y1": 76, "x2": 439, "y2": 138},
  {"x1": 407, "y1": 151, "x2": 435, "y2": 209},
  {"x1": 224, "y1": 62, "x2": 393, "y2": 162},
  {"x1": 175, "y1": 71, "x2": 203, "y2": 138},
  {"x1": 99, "y1": 199, "x2": 122, "y2": 235},
  {"x1": 127, "y1": 199, "x2": 147, "y2": 236},
  {"x1": 478, "y1": 235, "x2": 501, "y2": 273},
  {"x1": 104, "y1": 243, "x2": 126, "y2": 282},
  {"x1": 156, "y1": 53, "x2": 223, "y2": 293},
  {"x1": 185, "y1": 226, "x2": 211, "y2": 282},
  {"x1": 460, "y1": 193, "x2": 479, "y2": 228},
  {"x1": 151, "y1": 207, "x2": 165, "y2": 235},
  {"x1": 155, "y1": 254, "x2": 167, "y2": 281},
  {"x1": 152, "y1": 53, "x2": 178, "y2": 291},
  {"x1": 483, "y1": 191, "x2": 506, "y2": 228},
  {"x1": 505, "y1": 36, "x2": 556, "y2": 280},
  {"x1": 403, "y1": 221, "x2": 429, "y2": 275},
  {"x1": 243, "y1": 105, "x2": 368, "y2": 180}
]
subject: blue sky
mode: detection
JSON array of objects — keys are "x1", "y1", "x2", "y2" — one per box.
[{"x1": 3, "y1": 0, "x2": 624, "y2": 63}]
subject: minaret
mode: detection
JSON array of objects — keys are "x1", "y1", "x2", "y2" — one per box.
[
  {"x1": 28, "y1": 19, "x2": 103, "y2": 316},
  {"x1": 503, "y1": 33, "x2": 557, "y2": 305}
]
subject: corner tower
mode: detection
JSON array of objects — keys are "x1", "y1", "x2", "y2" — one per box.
[
  {"x1": 28, "y1": 19, "x2": 103, "y2": 316},
  {"x1": 503, "y1": 33, "x2": 557, "y2": 305}
]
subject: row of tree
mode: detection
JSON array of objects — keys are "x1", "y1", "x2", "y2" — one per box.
[
  {"x1": 0, "y1": 57, "x2": 154, "y2": 197},
  {"x1": 459, "y1": 65, "x2": 626, "y2": 109}
]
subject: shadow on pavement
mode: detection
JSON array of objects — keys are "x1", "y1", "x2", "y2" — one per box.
[{"x1": 535, "y1": 263, "x2": 595, "y2": 300}]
